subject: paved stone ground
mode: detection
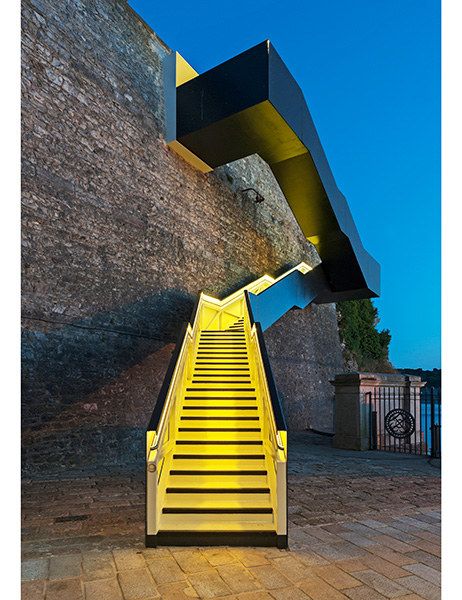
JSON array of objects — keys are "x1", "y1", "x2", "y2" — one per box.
[{"x1": 22, "y1": 433, "x2": 441, "y2": 600}]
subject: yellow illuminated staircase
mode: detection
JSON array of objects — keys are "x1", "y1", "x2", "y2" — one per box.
[{"x1": 146, "y1": 264, "x2": 314, "y2": 547}]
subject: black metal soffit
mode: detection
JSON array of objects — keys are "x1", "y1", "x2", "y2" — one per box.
[{"x1": 174, "y1": 41, "x2": 380, "y2": 301}]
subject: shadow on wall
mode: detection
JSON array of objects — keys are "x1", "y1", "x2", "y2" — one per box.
[{"x1": 22, "y1": 287, "x2": 198, "y2": 422}]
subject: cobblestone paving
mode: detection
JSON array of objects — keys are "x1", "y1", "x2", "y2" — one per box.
[{"x1": 22, "y1": 433, "x2": 441, "y2": 599}]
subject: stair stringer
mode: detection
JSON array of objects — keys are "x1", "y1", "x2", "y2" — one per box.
[{"x1": 146, "y1": 262, "x2": 323, "y2": 548}]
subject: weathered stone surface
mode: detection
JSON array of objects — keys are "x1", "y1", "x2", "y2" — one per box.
[
  {"x1": 21, "y1": 0, "x2": 344, "y2": 475},
  {"x1": 21, "y1": 434, "x2": 440, "y2": 599},
  {"x1": 265, "y1": 303, "x2": 344, "y2": 432}
]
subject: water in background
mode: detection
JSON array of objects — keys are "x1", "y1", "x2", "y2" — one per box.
[{"x1": 421, "y1": 389, "x2": 441, "y2": 455}]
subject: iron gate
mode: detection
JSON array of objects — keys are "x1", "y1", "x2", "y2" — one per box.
[{"x1": 369, "y1": 386, "x2": 441, "y2": 457}]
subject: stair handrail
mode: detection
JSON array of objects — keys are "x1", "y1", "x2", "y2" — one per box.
[
  {"x1": 244, "y1": 290, "x2": 287, "y2": 439},
  {"x1": 147, "y1": 292, "x2": 202, "y2": 461},
  {"x1": 244, "y1": 290, "x2": 288, "y2": 538}
]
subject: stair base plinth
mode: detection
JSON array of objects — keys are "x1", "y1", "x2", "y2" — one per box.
[{"x1": 146, "y1": 531, "x2": 288, "y2": 548}]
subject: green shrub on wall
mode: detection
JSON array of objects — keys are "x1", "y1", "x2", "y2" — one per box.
[{"x1": 336, "y1": 299, "x2": 394, "y2": 372}]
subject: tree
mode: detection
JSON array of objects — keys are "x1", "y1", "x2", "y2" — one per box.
[{"x1": 336, "y1": 299, "x2": 393, "y2": 372}]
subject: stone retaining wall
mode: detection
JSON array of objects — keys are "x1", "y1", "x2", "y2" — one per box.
[{"x1": 21, "y1": 0, "x2": 345, "y2": 475}]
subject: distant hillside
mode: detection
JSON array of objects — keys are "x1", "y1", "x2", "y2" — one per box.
[{"x1": 397, "y1": 368, "x2": 441, "y2": 388}]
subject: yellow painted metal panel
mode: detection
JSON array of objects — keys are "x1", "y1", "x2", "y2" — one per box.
[
  {"x1": 175, "y1": 52, "x2": 198, "y2": 86},
  {"x1": 145, "y1": 265, "x2": 308, "y2": 539}
]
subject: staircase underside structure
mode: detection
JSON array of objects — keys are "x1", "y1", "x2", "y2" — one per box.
[{"x1": 146, "y1": 42, "x2": 380, "y2": 547}]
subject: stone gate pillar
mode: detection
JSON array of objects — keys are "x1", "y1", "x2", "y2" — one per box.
[
  {"x1": 331, "y1": 373, "x2": 378, "y2": 450},
  {"x1": 332, "y1": 372, "x2": 424, "y2": 451}
]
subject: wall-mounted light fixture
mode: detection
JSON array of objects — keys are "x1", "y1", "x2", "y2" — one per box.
[{"x1": 241, "y1": 187, "x2": 265, "y2": 204}]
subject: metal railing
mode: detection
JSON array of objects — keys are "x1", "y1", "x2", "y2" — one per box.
[
  {"x1": 243, "y1": 294, "x2": 287, "y2": 537},
  {"x1": 368, "y1": 385, "x2": 441, "y2": 457}
]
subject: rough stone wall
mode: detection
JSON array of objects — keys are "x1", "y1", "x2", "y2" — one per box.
[
  {"x1": 21, "y1": 0, "x2": 344, "y2": 476},
  {"x1": 265, "y1": 304, "x2": 344, "y2": 433}
]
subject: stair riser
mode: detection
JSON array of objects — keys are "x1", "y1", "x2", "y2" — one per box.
[
  {"x1": 180, "y1": 411, "x2": 258, "y2": 417},
  {"x1": 175, "y1": 444, "x2": 263, "y2": 452},
  {"x1": 159, "y1": 513, "x2": 274, "y2": 526},
  {"x1": 171, "y1": 460, "x2": 267, "y2": 470},
  {"x1": 165, "y1": 493, "x2": 271, "y2": 502},
  {"x1": 168, "y1": 475, "x2": 268, "y2": 485},
  {"x1": 176, "y1": 432, "x2": 262, "y2": 441}
]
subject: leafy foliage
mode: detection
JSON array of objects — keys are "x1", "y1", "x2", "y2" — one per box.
[{"x1": 336, "y1": 299, "x2": 393, "y2": 372}]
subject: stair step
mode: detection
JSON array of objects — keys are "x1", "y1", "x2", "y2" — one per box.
[
  {"x1": 176, "y1": 440, "x2": 263, "y2": 446},
  {"x1": 199, "y1": 337, "x2": 245, "y2": 340},
  {"x1": 191, "y1": 380, "x2": 253, "y2": 384},
  {"x1": 192, "y1": 370, "x2": 250, "y2": 374},
  {"x1": 193, "y1": 368, "x2": 251, "y2": 381},
  {"x1": 163, "y1": 507, "x2": 272, "y2": 514},
  {"x1": 199, "y1": 331, "x2": 246, "y2": 341},
  {"x1": 158, "y1": 515, "x2": 275, "y2": 529},
  {"x1": 199, "y1": 341, "x2": 247, "y2": 344},
  {"x1": 176, "y1": 430, "x2": 262, "y2": 441},
  {"x1": 182, "y1": 406, "x2": 257, "y2": 411},
  {"x1": 167, "y1": 473, "x2": 267, "y2": 485},
  {"x1": 170, "y1": 469, "x2": 267, "y2": 475},
  {"x1": 198, "y1": 342, "x2": 247, "y2": 345},
  {"x1": 173, "y1": 454, "x2": 265, "y2": 459},
  {"x1": 186, "y1": 385, "x2": 255, "y2": 392},
  {"x1": 195, "y1": 362, "x2": 249, "y2": 366},
  {"x1": 195, "y1": 360, "x2": 249, "y2": 364},
  {"x1": 194, "y1": 367, "x2": 250, "y2": 371},
  {"x1": 165, "y1": 489, "x2": 271, "y2": 501},
  {"x1": 180, "y1": 416, "x2": 259, "y2": 421},
  {"x1": 180, "y1": 414, "x2": 258, "y2": 421},
  {"x1": 184, "y1": 394, "x2": 257, "y2": 402},
  {"x1": 202, "y1": 330, "x2": 243, "y2": 332},
  {"x1": 191, "y1": 381, "x2": 252, "y2": 385},
  {"x1": 172, "y1": 461, "x2": 267, "y2": 471},
  {"x1": 199, "y1": 339, "x2": 245, "y2": 342},
  {"x1": 166, "y1": 486, "x2": 269, "y2": 493},
  {"x1": 193, "y1": 373, "x2": 250, "y2": 377},
  {"x1": 198, "y1": 347, "x2": 247, "y2": 349},
  {"x1": 184, "y1": 395, "x2": 256, "y2": 398},
  {"x1": 195, "y1": 357, "x2": 248, "y2": 360},
  {"x1": 196, "y1": 351, "x2": 248, "y2": 355},
  {"x1": 181, "y1": 406, "x2": 260, "y2": 421},
  {"x1": 178, "y1": 427, "x2": 261, "y2": 432},
  {"x1": 198, "y1": 348, "x2": 247, "y2": 351},
  {"x1": 199, "y1": 340, "x2": 247, "y2": 343}
]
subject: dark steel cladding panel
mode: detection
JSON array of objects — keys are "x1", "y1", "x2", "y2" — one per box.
[
  {"x1": 175, "y1": 41, "x2": 380, "y2": 299},
  {"x1": 177, "y1": 42, "x2": 270, "y2": 138}
]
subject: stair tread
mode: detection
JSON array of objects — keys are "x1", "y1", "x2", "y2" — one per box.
[
  {"x1": 178, "y1": 428, "x2": 262, "y2": 432},
  {"x1": 157, "y1": 520, "x2": 275, "y2": 531},
  {"x1": 176, "y1": 433, "x2": 263, "y2": 441},
  {"x1": 180, "y1": 416, "x2": 259, "y2": 420},
  {"x1": 182, "y1": 406, "x2": 257, "y2": 409},
  {"x1": 166, "y1": 489, "x2": 270, "y2": 495},
  {"x1": 167, "y1": 475, "x2": 268, "y2": 485},
  {"x1": 166, "y1": 481, "x2": 269, "y2": 490},
  {"x1": 176, "y1": 440, "x2": 263, "y2": 446},
  {"x1": 173, "y1": 453, "x2": 265, "y2": 459},
  {"x1": 163, "y1": 498, "x2": 271, "y2": 508},
  {"x1": 170, "y1": 468, "x2": 267, "y2": 474},
  {"x1": 163, "y1": 507, "x2": 272, "y2": 514}
]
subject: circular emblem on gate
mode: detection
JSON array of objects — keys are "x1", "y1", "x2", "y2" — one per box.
[{"x1": 384, "y1": 408, "x2": 416, "y2": 438}]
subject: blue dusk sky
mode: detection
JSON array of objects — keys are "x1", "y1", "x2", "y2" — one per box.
[{"x1": 130, "y1": 0, "x2": 441, "y2": 370}]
